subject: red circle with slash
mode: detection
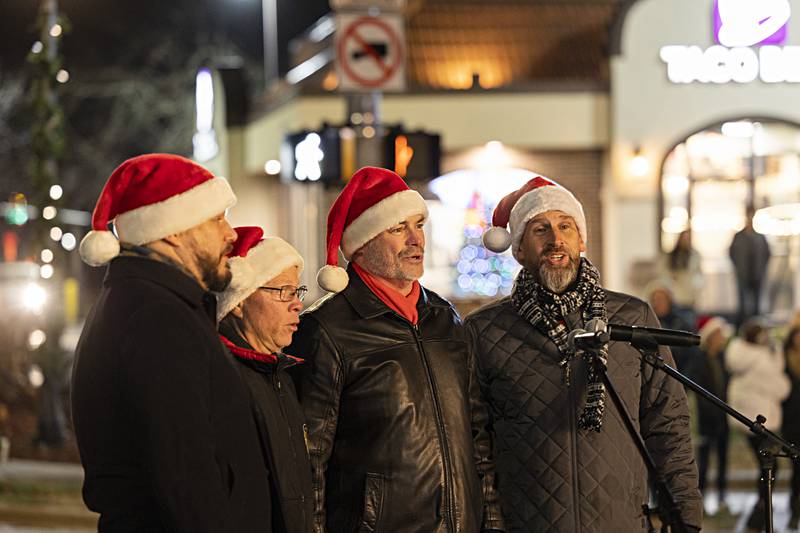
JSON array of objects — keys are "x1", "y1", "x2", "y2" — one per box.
[{"x1": 338, "y1": 16, "x2": 403, "y2": 88}]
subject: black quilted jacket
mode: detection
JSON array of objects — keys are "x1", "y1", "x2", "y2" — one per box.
[
  {"x1": 464, "y1": 291, "x2": 702, "y2": 532},
  {"x1": 286, "y1": 268, "x2": 504, "y2": 533}
]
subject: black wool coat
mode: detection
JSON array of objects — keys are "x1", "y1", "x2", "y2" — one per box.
[{"x1": 71, "y1": 256, "x2": 272, "y2": 532}]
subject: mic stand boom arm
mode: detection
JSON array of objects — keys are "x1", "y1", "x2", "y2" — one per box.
[{"x1": 629, "y1": 331, "x2": 800, "y2": 533}]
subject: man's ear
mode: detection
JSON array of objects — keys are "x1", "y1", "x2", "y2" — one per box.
[{"x1": 579, "y1": 239, "x2": 587, "y2": 253}]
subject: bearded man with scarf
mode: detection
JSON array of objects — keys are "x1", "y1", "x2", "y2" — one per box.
[{"x1": 465, "y1": 177, "x2": 702, "y2": 533}]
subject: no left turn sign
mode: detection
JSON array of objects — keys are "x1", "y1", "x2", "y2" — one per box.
[{"x1": 335, "y1": 13, "x2": 406, "y2": 92}]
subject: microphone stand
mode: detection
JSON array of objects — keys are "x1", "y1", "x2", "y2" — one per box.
[
  {"x1": 579, "y1": 329, "x2": 800, "y2": 533},
  {"x1": 582, "y1": 347, "x2": 689, "y2": 533}
]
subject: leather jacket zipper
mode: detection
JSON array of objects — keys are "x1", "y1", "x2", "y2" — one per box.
[{"x1": 412, "y1": 322, "x2": 457, "y2": 533}]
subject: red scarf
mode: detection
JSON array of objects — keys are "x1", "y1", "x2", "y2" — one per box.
[
  {"x1": 219, "y1": 335, "x2": 304, "y2": 365},
  {"x1": 352, "y1": 263, "x2": 420, "y2": 325}
]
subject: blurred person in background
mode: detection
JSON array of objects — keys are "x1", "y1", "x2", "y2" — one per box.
[
  {"x1": 649, "y1": 284, "x2": 698, "y2": 376},
  {"x1": 287, "y1": 167, "x2": 503, "y2": 533},
  {"x1": 659, "y1": 229, "x2": 703, "y2": 317},
  {"x1": 781, "y1": 325, "x2": 800, "y2": 529},
  {"x1": 729, "y1": 206, "x2": 771, "y2": 326},
  {"x1": 727, "y1": 318, "x2": 790, "y2": 531},
  {"x1": 216, "y1": 226, "x2": 313, "y2": 533},
  {"x1": 693, "y1": 316, "x2": 733, "y2": 514},
  {"x1": 72, "y1": 154, "x2": 272, "y2": 532}
]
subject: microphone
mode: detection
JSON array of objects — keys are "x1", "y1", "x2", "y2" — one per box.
[
  {"x1": 607, "y1": 324, "x2": 700, "y2": 348},
  {"x1": 569, "y1": 319, "x2": 699, "y2": 350}
]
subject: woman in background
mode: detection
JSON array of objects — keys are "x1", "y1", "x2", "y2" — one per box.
[
  {"x1": 727, "y1": 319, "x2": 790, "y2": 532},
  {"x1": 782, "y1": 326, "x2": 800, "y2": 530},
  {"x1": 659, "y1": 229, "x2": 703, "y2": 315}
]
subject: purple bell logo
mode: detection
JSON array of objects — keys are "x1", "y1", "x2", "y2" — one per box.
[{"x1": 714, "y1": 0, "x2": 791, "y2": 47}]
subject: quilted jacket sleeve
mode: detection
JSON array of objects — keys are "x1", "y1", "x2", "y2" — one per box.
[
  {"x1": 287, "y1": 315, "x2": 345, "y2": 533},
  {"x1": 466, "y1": 322, "x2": 506, "y2": 532},
  {"x1": 638, "y1": 304, "x2": 703, "y2": 530}
]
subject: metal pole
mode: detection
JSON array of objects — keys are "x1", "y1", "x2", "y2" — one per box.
[{"x1": 262, "y1": 0, "x2": 280, "y2": 88}]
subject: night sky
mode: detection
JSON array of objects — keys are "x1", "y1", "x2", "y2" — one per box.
[{"x1": 0, "y1": 0, "x2": 331, "y2": 74}]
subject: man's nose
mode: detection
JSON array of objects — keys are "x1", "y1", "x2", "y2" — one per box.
[
  {"x1": 223, "y1": 220, "x2": 237, "y2": 243},
  {"x1": 406, "y1": 226, "x2": 424, "y2": 246}
]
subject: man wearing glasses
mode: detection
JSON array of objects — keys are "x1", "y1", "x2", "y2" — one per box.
[
  {"x1": 286, "y1": 167, "x2": 504, "y2": 533},
  {"x1": 215, "y1": 226, "x2": 313, "y2": 533}
]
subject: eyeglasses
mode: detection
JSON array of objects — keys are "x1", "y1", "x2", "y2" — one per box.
[{"x1": 258, "y1": 284, "x2": 308, "y2": 302}]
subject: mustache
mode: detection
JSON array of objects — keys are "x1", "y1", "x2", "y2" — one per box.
[
  {"x1": 541, "y1": 244, "x2": 570, "y2": 256},
  {"x1": 399, "y1": 246, "x2": 423, "y2": 257}
]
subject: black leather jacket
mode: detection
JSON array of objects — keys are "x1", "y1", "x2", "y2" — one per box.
[{"x1": 286, "y1": 268, "x2": 504, "y2": 533}]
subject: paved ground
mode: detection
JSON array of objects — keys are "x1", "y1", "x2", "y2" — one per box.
[{"x1": 0, "y1": 459, "x2": 797, "y2": 532}]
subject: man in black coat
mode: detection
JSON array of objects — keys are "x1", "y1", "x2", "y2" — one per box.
[
  {"x1": 72, "y1": 154, "x2": 272, "y2": 532},
  {"x1": 729, "y1": 205, "x2": 771, "y2": 325},
  {"x1": 286, "y1": 167, "x2": 504, "y2": 533},
  {"x1": 468, "y1": 176, "x2": 701, "y2": 532}
]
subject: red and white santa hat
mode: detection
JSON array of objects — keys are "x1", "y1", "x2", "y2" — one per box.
[
  {"x1": 697, "y1": 315, "x2": 733, "y2": 346},
  {"x1": 483, "y1": 175, "x2": 587, "y2": 260},
  {"x1": 317, "y1": 166, "x2": 428, "y2": 293},
  {"x1": 216, "y1": 226, "x2": 304, "y2": 321},
  {"x1": 79, "y1": 153, "x2": 237, "y2": 266}
]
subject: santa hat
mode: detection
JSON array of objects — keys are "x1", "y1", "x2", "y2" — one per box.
[
  {"x1": 317, "y1": 166, "x2": 428, "y2": 293},
  {"x1": 483, "y1": 175, "x2": 587, "y2": 261},
  {"x1": 697, "y1": 316, "x2": 733, "y2": 346},
  {"x1": 79, "y1": 154, "x2": 236, "y2": 266},
  {"x1": 216, "y1": 226, "x2": 304, "y2": 322}
]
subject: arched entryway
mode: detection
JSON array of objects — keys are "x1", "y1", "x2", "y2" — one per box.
[{"x1": 659, "y1": 118, "x2": 800, "y2": 315}]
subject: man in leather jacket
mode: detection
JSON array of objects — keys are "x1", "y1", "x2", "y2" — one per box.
[
  {"x1": 286, "y1": 167, "x2": 504, "y2": 533},
  {"x1": 467, "y1": 176, "x2": 702, "y2": 532}
]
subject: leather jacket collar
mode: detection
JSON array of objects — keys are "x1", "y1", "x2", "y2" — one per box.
[{"x1": 341, "y1": 264, "x2": 448, "y2": 322}]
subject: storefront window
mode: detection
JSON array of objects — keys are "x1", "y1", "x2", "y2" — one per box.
[
  {"x1": 422, "y1": 168, "x2": 534, "y2": 300},
  {"x1": 660, "y1": 119, "x2": 800, "y2": 313}
]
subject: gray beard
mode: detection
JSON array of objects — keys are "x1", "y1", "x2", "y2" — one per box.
[{"x1": 538, "y1": 259, "x2": 579, "y2": 294}]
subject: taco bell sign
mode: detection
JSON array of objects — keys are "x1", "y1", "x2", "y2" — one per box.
[
  {"x1": 660, "y1": 0, "x2": 800, "y2": 83},
  {"x1": 714, "y1": 0, "x2": 789, "y2": 46}
]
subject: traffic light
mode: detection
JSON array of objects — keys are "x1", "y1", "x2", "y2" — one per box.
[
  {"x1": 385, "y1": 127, "x2": 441, "y2": 181},
  {"x1": 5, "y1": 193, "x2": 29, "y2": 225},
  {"x1": 282, "y1": 124, "x2": 441, "y2": 186}
]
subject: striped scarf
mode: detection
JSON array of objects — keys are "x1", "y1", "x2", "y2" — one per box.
[{"x1": 512, "y1": 257, "x2": 609, "y2": 432}]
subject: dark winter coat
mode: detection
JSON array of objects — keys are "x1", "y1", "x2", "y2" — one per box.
[
  {"x1": 285, "y1": 267, "x2": 504, "y2": 533},
  {"x1": 782, "y1": 361, "x2": 800, "y2": 443},
  {"x1": 729, "y1": 229, "x2": 771, "y2": 284},
  {"x1": 693, "y1": 347, "x2": 730, "y2": 436},
  {"x1": 464, "y1": 291, "x2": 702, "y2": 533},
  {"x1": 219, "y1": 321, "x2": 314, "y2": 533},
  {"x1": 71, "y1": 256, "x2": 272, "y2": 532}
]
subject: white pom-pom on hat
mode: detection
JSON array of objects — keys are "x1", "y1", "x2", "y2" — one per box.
[
  {"x1": 482, "y1": 226, "x2": 512, "y2": 253},
  {"x1": 79, "y1": 230, "x2": 121, "y2": 267},
  {"x1": 317, "y1": 264, "x2": 349, "y2": 294}
]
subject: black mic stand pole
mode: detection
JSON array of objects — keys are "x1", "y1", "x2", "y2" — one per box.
[
  {"x1": 585, "y1": 352, "x2": 689, "y2": 533},
  {"x1": 625, "y1": 329, "x2": 800, "y2": 533}
]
